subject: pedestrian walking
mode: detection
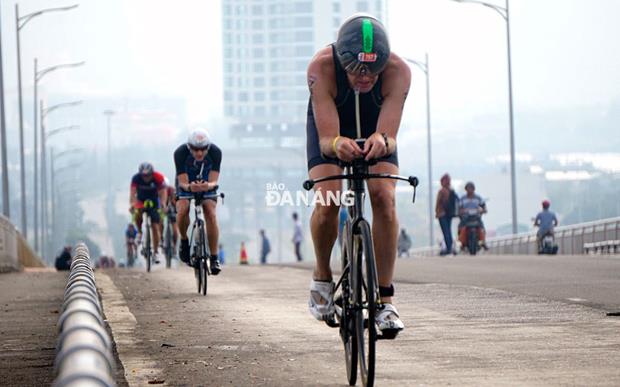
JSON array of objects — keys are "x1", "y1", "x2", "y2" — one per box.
[
  {"x1": 218, "y1": 244, "x2": 225, "y2": 265},
  {"x1": 435, "y1": 173, "x2": 458, "y2": 255},
  {"x1": 397, "y1": 228, "x2": 412, "y2": 257},
  {"x1": 292, "y1": 212, "x2": 303, "y2": 262},
  {"x1": 259, "y1": 229, "x2": 271, "y2": 264}
]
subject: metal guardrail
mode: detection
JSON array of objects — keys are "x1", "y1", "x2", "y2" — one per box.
[
  {"x1": 411, "y1": 217, "x2": 620, "y2": 256},
  {"x1": 54, "y1": 243, "x2": 116, "y2": 387}
]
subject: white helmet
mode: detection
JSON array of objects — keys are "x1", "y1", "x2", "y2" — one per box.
[{"x1": 188, "y1": 128, "x2": 211, "y2": 149}]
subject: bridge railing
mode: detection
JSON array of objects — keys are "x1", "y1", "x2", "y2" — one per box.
[
  {"x1": 54, "y1": 243, "x2": 116, "y2": 387},
  {"x1": 411, "y1": 216, "x2": 620, "y2": 256}
]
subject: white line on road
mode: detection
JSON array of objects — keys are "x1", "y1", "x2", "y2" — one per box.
[
  {"x1": 96, "y1": 272, "x2": 163, "y2": 386},
  {"x1": 566, "y1": 298, "x2": 589, "y2": 302}
]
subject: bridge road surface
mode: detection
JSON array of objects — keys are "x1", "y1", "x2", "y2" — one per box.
[{"x1": 98, "y1": 254, "x2": 620, "y2": 386}]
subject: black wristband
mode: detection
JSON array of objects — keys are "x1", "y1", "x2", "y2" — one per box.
[{"x1": 381, "y1": 133, "x2": 389, "y2": 151}]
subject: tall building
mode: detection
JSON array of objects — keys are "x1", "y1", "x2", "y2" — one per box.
[{"x1": 222, "y1": 0, "x2": 386, "y2": 145}]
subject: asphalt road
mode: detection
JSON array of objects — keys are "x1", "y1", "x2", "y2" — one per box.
[
  {"x1": 304, "y1": 253, "x2": 620, "y2": 313},
  {"x1": 98, "y1": 256, "x2": 620, "y2": 386}
]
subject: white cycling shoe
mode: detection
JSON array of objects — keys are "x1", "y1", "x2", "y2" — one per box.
[
  {"x1": 308, "y1": 280, "x2": 335, "y2": 321},
  {"x1": 375, "y1": 303, "x2": 404, "y2": 336}
]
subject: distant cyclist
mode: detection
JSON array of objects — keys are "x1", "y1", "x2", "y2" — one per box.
[
  {"x1": 160, "y1": 176, "x2": 179, "y2": 257},
  {"x1": 125, "y1": 222, "x2": 138, "y2": 266},
  {"x1": 129, "y1": 162, "x2": 167, "y2": 264},
  {"x1": 305, "y1": 13, "x2": 411, "y2": 336},
  {"x1": 174, "y1": 128, "x2": 222, "y2": 275}
]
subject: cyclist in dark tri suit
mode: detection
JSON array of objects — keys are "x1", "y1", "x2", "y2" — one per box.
[
  {"x1": 306, "y1": 13, "x2": 411, "y2": 336},
  {"x1": 174, "y1": 128, "x2": 222, "y2": 275},
  {"x1": 159, "y1": 176, "x2": 179, "y2": 258},
  {"x1": 129, "y1": 162, "x2": 168, "y2": 264}
]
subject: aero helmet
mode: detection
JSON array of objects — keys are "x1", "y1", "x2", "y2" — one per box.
[
  {"x1": 188, "y1": 128, "x2": 211, "y2": 149},
  {"x1": 138, "y1": 162, "x2": 154, "y2": 175},
  {"x1": 542, "y1": 200, "x2": 550, "y2": 209},
  {"x1": 335, "y1": 13, "x2": 390, "y2": 75}
]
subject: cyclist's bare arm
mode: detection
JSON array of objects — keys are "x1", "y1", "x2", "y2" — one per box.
[
  {"x1": 206, "y1": 171, "x2": 220, "y2": 192},
  {"x1": 158, "y1": 187, "x2": 167, "y2": 209},
  {"x1": 369, "y1": 53, "x2": 411, "y2": 160},
  {"x1": 177, "y1": 173, "x2": 190, "y2": 192},
  {"x1": 308, "y1": 48, "x2": 362, "y2": 161},
  {"x1": 129, "y1": 185, "x2": 137, "y2": 210}
]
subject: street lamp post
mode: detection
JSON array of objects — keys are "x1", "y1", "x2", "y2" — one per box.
[
  {"x1": 40, "y1": 100, "x2": 82, "y2": 259},
  {"x1": 404, "y1": 54, "x2": 434, "y2": 247},
  {"x1": 33, "y1": 60, "x2": 84, "y2": 252},
  {"x1": 103, "y1": 110, "x2": 115, "y2": 224},
  {"x1": 103, "y1": 110, "x2": 114, "y2": 189},
  {"x1": 14, "y1": 3, "x2": 79, "y2": 238},
  {"x1": 0, "y1": 5, "x2": 9, "y2": 218},
  {"x1": 51, "y1": 148, "x2": 83, "y2": 252},
  {"x1": 452, "y1": 0, "x2": 518, "y2": 234}
]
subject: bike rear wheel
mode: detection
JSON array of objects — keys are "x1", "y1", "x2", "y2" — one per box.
[
  {"x1": 201, "y1": 225, "x2": 209, "y2": 296},
  {"x1": 145, "y1": 220, "x2": 152, "y2": 272},
  {"x1": 164, "y1": 221, "x2": 173, "y2": 268},
  {"x1": 195, "y1": 264, "x2": 202, "y2": 293},
  {"x1": 468, "y1": 227, "x2": 478, "y2": 255},
  {"x1": 354, "y1": 220, "x2": 378, "y2": 387},
  {"x1": 340, "y1": 224, "x2": 357, "y2": 386}
]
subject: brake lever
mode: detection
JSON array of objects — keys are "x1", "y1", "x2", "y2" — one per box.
[{"x1": 409, "y1": 176, "x2": 419, "y2": 203}]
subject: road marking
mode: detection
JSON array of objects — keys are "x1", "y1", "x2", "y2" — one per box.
[
  {"x1": 96, "y1": 272, "x2": 162, "y2": 386},
  {"x1": 567, "y1": 298, "x2": 589, "y2": 303}
]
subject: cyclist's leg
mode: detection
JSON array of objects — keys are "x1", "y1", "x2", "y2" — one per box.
[
  {"x1": 150, "y1": 209, "x2": 161, "y2": 252},
  {"x1": 134, "y1": 208, "x2": 144, "y2": 235},
  {"x1": 202, "y1": 199, "x2": 219, "y2": 255},
  {"x1": 308, "y1": 163, "x2": 343, "y2": 281},
  {"x1": 176, "y1": 198, "x2": 190, "y2": 238},
  {"x1": 176, "y1": 198, "x2": 191, "y2": 263},
  {"x1": 367, "y1": 161, "x2": 398, "y2": 304},
  {"x1": 203, "y1": 198, "x2": 222, "y2": 274},
  {"x1": 171, "y1": 214, "x2": 179, "y2": 247}
]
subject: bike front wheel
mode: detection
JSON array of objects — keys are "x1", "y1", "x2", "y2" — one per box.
[
  {"x1": 340, "y1": 224, "x2": 357, "y2": 386},
  {"x1": 353, "y1": 220, "x2": 378, "y2": 387},
  {"x1": 145, "y1": 226, "x2": 152, "y2": 272},
  {"x1": 164, "y1": 222, "x2": 173, "y2": 268}
]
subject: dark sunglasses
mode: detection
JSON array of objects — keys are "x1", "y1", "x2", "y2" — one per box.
[{"x1": 189, "y1": 145, "x2": 209, "y2": 152}]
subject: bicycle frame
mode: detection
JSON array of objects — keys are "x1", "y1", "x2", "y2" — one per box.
[{"x1": 142, "y1": 210, "x2": 152, "y2": 272}]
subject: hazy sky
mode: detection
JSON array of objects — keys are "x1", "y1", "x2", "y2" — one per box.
[{"x1": 2, "y1": 0, "x2": 620, "y2": 134}]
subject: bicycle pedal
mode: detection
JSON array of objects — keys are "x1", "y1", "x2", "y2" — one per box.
[
  {"x1": 377, "y1": 329, "x2": 400, "y2": 340},
  {"x1": 324, "y1": 315, "x2": 340, "y2": 328}
]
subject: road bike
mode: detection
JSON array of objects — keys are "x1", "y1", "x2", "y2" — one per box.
[
  {"x1": 139, "y1": 200, "x2": 157, "y2": 272},
  {"x1": 163, "y1": 205, "x2": 176, "y2": 268},
  {"x1": 126, "y1": 237, "x2": 137, "y2": 268},
  {"x1": 303, "y1": 143, "x2": 418, "y2": 387},
  {"x1": 189, "y1": 187, "x2": 224, "y2": 296}
]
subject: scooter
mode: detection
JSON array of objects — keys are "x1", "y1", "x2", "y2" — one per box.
[
  {"x1": 462, "y1": 208, "x2": 483, "y2": 255},
  {"x1": 538, "y1": 231, "x2": 558, "y2": 255}
]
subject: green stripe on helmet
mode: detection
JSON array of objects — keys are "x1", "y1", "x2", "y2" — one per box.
[{"x1": 362, "y1": 18, "x2": 374, "y2": 53}]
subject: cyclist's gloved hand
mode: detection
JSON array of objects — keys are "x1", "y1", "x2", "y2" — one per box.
[
  {"x1": 364, "y1": 132, "x2": 389, "y2": 161},
  {"x1": 334, "y1": 136, "x2": 364, "y2": 162}
]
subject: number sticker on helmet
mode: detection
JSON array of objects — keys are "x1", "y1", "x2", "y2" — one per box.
[{"x1": 358, "y1": 52, "x2": 377, "y2": 62}]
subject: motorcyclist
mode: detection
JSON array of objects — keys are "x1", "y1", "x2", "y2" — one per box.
[
  {"x1": 534, "y1": 200, "x2": 558, "y2": 251},
  {"x1": 458, "y1": 181, "x2": 488, "y2": 251}
]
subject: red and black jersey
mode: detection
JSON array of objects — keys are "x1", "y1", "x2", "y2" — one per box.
[{"x1": 131, "y1": 171, "x2": 165, "y2": 203}]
